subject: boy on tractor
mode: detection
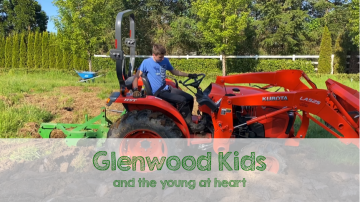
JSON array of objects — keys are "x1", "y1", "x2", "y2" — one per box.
[{"x1": 132, "y1": 44, "x2": 205, "y2": 132}]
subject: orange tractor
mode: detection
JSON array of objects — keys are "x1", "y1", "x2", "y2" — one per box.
[
  {"x1": 105, "y1": 10, "x2": 359, "y2": 153},
  {"x1": 39, "y1": 10, "x2": 359, "y2": 160}
]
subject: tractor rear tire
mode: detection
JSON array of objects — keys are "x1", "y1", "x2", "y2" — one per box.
[
  {"x1": 107, "y1": 109, "x2": 184, "y2": 139},
  {"x1": 107, "y1": 110, "x2": 185, "y2": 172}
]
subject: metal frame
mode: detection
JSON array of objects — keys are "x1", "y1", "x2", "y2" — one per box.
[
  {"x1": 110, "y1": 10, "x2": 136, "y2": 95},
  {"x1": 39, "y1": 107, "x2": 112, "y2": 145}
]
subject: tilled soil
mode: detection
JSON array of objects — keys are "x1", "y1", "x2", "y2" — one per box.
[
  {"x1": 17, "y1": 85, "x2": 199, "y2": 137},
  {"x1": 0, "y1": 140, "x2": 358, "y2": 202},
  {"x1": 16, "y1": 86, "x2": 124, "y2": 137},
  {"x1": 22, "y1": 86, "x2": 124, "y2": 124}
]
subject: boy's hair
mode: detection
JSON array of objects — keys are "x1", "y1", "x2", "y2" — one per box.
[{"x1": 152, "y1": 44, "x2": 166, "y2": 55}]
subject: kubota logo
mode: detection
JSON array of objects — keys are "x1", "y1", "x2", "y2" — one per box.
[
  {"x1": 300, "y1": 97, "x2": 321, "y2": 105},
  {"x1": 262, "y1": 96, "x2": 288, "y2": 101}
]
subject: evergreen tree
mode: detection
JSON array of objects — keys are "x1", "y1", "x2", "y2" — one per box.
[
  {"x1": 11, "y1": 33, "x2": 19, "y2": 68},
  {"x1": 48, "y1": 33, "x2": 56, "y2": 68},
  {"x1": 62, "y1": 49, "x2": 71, "y2": 69},
  {"x1": 349, "y1": 0, "x2": 359, "y2": 47},
  {"x1": 5, "y1": 36, "x2": 12, "y2": 68},
  {"x1": 252, "y1": 0, "x2": 309, "y2": 55},
  {"x1": 27, "y1": 32, "x2": 34, "y2": 68},
  {"x1": 19, "y1": 33, "x2": 27, "y2": 68},
  {"x1": 0, "y1": 37, "x2": 5, "y2": 68},
  {"x1": 56, "y1": 43, "x2": 62, "y2": 69},
  {"x1": 34, "y1": 31, "x2": 42, "y2": 68},
  {"x1": 73, "y1": 53, "x2": 85, "y2": 70},
  {"x1": 318, "y1": 26, "x2": 332, "y2": 73},
  {"x1": 72, "y1": 53, "x2": 78, "y2": 70},
  {"x1": 42, "y1": 32, "x2": 49, "y2": 68},
  {"x1": 333, "y1": 31, "x2": 348, "y2": 73}
]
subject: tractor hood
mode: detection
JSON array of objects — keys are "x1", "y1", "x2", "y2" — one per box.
[{"x1": 206, "y1": 83, "x2": 267, "y2": 103}]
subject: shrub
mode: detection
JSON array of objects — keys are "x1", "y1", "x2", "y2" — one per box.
[{"x1": 318, "y1": 26, "x2": 332, "y2": 73}]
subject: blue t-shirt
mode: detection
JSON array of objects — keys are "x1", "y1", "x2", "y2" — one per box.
[{"x1": 139, "y1": 57, "x2": 174, "y2": 94}]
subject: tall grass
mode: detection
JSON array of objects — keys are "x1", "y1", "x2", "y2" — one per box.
[{"x1": 0, "y1": 100, "x2": 53, "y2": 138}]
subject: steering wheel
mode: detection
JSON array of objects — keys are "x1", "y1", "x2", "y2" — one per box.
[{"x1": 179, "y1": 74, "x2": 205, "y2": 88}]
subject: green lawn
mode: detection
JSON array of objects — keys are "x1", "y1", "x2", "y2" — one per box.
[{"x1": 0, "y1": 68, "x2": 358, "y2": 138}]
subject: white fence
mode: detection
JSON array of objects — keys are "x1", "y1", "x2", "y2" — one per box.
[{"x1": 94, "y1": 54, "x2": 359, "y2": 74}]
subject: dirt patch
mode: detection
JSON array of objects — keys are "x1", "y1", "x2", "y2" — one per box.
[
  {"x1": 60, "y1": 162, "x2": 69, "y2": 173},
  {"x1": 50, "y1": 129, "x2": 67, "y2": 138},
  {"x1": 32, "y1": 133, "x2": 42, "y2": 138},
  {"x1": 21, "y1": 86, "x2": 123, "y2": 124},
  {"x1": 0, "y1": 95, "x2": 12, "y2": 106},
  {"x1": 19, "y1": 122, "x2": 41, "y2": 137}
]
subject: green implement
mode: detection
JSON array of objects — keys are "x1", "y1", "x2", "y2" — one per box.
[{"x1": 38, "y1": 107, "x2": 122, "y2": 146}]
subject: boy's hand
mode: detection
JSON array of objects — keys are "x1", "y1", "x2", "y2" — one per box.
[
  {"x1": 188, "y1": 74, "x2": 197, "y2": 79},
  {"x1": 133, "y1": 90, "x2": 141, "y2": 98}
]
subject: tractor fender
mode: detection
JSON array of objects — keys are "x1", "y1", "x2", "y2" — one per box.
[{"x1": 114, "y1": 95, "x2": 191, "y2": 142}]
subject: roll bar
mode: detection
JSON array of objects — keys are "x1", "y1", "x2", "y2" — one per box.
[{"x1": 109, "y1": 10, "x2": 136, "y2": 96}]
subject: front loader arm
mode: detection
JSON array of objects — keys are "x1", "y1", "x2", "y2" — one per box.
[
  {"x1": 213, "y1": 89, "x2": 359, "y2": 139},
  {"x1": 215, "y1": 70, "x2": 315, "y2": 91},
  {"x1": 326, "y1": 79, "x2": 359, "y2": 112}
]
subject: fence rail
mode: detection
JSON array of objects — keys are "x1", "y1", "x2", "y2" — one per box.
[{"x1": 94, "y1": 54, "x2": 359, "y2": 73}]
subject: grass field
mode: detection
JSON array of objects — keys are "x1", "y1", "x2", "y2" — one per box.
[{"x1": 0, "y1": 68, "x2": 358, "y2": 138}]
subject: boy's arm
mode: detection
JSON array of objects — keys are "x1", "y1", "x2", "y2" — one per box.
[
  {"x1": 169, "y1": 69, "x2": 197, "y2": 78},
  {"x1": 166, "y1": 58, "x2": 197, "y2": 78},
  {"x1": 132, "y1": 70, "x2": 143, "y2": 90},
  {"x1": 169, "y1": 69, "x2": 188, "y2": 77}
]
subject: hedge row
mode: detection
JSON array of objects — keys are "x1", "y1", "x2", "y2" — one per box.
[
  {"x1": 92, "y1": 57, "x2": 315, "y2": 76},
  {"x1": 307, "y1": 73, "x2": 360, "y2": 81},
  {"x1": 0, "y1": 32, "x2": 88, "y2": 70}
]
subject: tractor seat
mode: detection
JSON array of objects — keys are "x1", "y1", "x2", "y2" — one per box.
[
  {"x1": 123, "y1": 73, "x2": 152, "y2": 95},
  {"x1": 123, "y1": 73, "x2": 155, "y2": 96},
  {"x1": 124, "y1": 75, "x2": 135, "y2": 90},
  {"x1": 141, "y1": 73, "x2": 177, "y2": 108},
  {"x1": 141, "y1": 73, "x2": 153, "y2": 95},
  {"x1": 126, "y1": 73, "x2": 177, "y2": 109}
]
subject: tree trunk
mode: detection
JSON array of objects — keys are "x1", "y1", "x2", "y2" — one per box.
[
  {"x1": 349, "y1": 51, "x2": 359, "y2": 73},
  {"x1": 222, "y1": 53, "x2": 226, "y2": 76},
  {"x1": 88, "y1": 58, "x2": 92, "y2": 72}
]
